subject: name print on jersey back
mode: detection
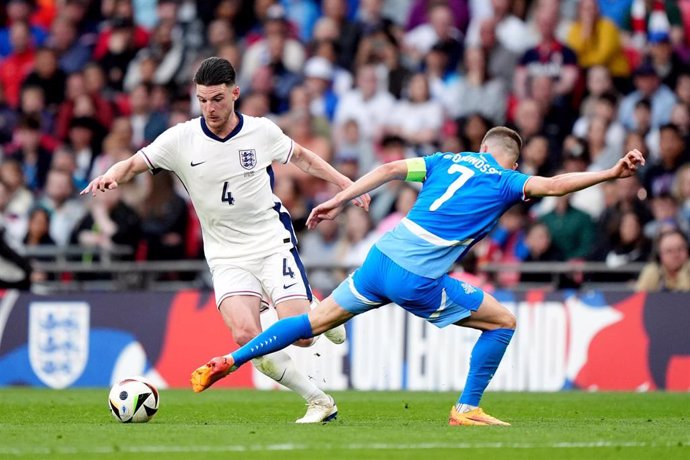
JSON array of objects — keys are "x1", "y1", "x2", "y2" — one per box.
[{"x1": 444, "y1": 152, "x2": 502, "y2": 175}]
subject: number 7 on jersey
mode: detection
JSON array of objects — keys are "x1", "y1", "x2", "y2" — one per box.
[{"x1": 429, "y1": 164, "x2": 475, "y2": 211}]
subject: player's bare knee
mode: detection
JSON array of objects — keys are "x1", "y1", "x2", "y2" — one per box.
[{"x1": 233, "y1": 328, "x2": 261, "y2": 346}]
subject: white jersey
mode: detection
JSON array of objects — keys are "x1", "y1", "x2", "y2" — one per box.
[{"x1": 138, "y1": 113, "x2": 297, "y2": 267}]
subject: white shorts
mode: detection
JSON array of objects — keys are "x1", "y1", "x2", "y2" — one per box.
[{"x1": 211, "y1": 247, "x2": 313, "y2": 309}]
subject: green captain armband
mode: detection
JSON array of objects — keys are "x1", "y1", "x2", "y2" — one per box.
[{"x1": 405, "y1": 158, "x2": 426, "y2": 182}]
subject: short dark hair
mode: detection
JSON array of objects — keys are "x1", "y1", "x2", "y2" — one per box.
[
  {"x1": 482, "y1": 126, "x2": 523, "y2": 158},
  {"x1": 658, "y1": 228, "x2": 688, "y2": 246},
  {"x1": 381, "y1": 134, "x2": 406, "y2": 149},
  {"x1": 18, "y1": 114, "x2": 41, "y2": 131},
  {"x1": 598, "y1": 91, "x2": 618, "y2": 106},
  {"x1": 635, "y1": 98, "x2": 651, "y2": 110},
  {"x1": 659, "y1": 123, "x2": 682, "y2": 137},
  {"x1": 110, "y1": 16, "x2": 134, "y2": 30},
  {"x1": 193, "y1": 57, "x2": 236, "y2": 86}
]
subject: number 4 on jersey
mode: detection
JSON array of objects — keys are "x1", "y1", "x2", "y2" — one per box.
[{"x1": 221, "y1": 182, "x2": 235, "y2": 205}]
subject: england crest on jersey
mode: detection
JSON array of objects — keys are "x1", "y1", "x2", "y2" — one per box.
[
  {"x1": 239, "y1": 149, "x2": 257, "y2": 170},
  {"x1": 29, "y1": 302, "x2": 90, "y2": 389}
]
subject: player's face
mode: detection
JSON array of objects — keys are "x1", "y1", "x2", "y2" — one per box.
[
  {"x1": 196, "y1": 83, "x2": 240, "y2": 133},
  {"x1": 659, "y1": 234, "x2": 688, "y2": 273}
]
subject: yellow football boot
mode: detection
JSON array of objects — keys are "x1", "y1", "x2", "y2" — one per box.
[{"x1": 448, "y1": 406, "x2": 511, "y2": 426}]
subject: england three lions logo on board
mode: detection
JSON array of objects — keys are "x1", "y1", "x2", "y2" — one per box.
[
  {"x1": 28, "y1": 302, "x2": 90, "y2": 389},
  {"x1": 239, "y1": 149, "x2": 257, "y2": 170}
]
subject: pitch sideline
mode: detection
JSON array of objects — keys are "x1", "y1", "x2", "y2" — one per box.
[{"x1": 1, "y1": 440, "x2": 687, "y2": 455}]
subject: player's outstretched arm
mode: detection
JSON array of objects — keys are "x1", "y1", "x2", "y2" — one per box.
[
  {"x1": 524, "y1": 149, "x2": 645, "y2": 198},
  {"x1": 290, "y1": 143, "x2": 371, "y2": 210},
  {"x1": 80, "y1": 154, "x2": 149, "y2": 197},
  {"x1": 306, "y1": 160, "x2": 409, "y2": 229}
]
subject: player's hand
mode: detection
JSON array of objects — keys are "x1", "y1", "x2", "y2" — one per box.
[
  {"x1": 611, "y1": 149, "x2": 645, "y2": 179},
  {"x1": 80, "y1": 175, "x2": 118, "y2": 197},
  {"x1": 351, "y1": 193, "x2": 371, "y2": 211},
  {"x1": 306, "y1": 196, "x2": 345, "y2": 230}
]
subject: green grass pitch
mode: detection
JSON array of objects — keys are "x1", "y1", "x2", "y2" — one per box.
[{"x1": 0, "y1": 389, "x2": 688, "y2": 459}]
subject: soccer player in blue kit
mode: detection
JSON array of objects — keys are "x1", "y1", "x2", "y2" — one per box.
[{"x1": 191, "y1": 127, "x2": 645, "y2": 426}]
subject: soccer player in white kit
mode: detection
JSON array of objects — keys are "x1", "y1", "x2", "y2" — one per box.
[{"x1": 82, "y1": 57, "x2": 370, "y2": 423}]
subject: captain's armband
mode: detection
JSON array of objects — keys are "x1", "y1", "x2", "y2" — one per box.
[{"x1": 405, "y1": 158, "x2": 426, "y2": 182}]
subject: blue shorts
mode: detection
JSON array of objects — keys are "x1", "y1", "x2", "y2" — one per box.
[{"x1": 332, "y1": 246, "x2": 484, "y2": 328}]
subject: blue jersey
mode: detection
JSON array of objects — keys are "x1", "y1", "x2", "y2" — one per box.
[{"x1": 376, "y1": 152, "x2": 532, "y2": 278}]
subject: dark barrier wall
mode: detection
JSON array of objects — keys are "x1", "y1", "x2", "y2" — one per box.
[{"x1": 0, "y1": 289, "x2": 688, "y2": 391}]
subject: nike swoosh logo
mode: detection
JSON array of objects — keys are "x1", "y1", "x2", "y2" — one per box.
[
  {"x1": 190, "y1": 160, "x2": 206, "y2": 167},
  {"x1": 283, "y1": 283, "x2": 297, "y2": 289}
]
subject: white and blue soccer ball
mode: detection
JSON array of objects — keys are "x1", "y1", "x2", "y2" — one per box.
[{"x1": 108, "y1": 377, "x2": 159, "y2": 423}]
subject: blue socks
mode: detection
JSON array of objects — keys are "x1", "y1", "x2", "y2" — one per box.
[
  {"x1": 231, "y1": 314, "x2": 313, "y2": 367},
  {"x1": 229, "y1": 315, "x2": 513, "y2": 408},
  {"x1": 458, "y1": 328, "x2": 514, "y2": 407}
]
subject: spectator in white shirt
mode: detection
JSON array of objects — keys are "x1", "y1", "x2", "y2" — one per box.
[
  {"x1": 403, "y1": 2, "x2": 462, "y2": 69},
  {"x1": 466, "y1": 0, "x2": 536, "y2": 55},
  {"x1": 452, "y1": 47, "x2": 506, "y2": 123},
  {"x1": 572, "y1": 93, "x2": 626, "y2": 162},
  {"x1": 37, "y1": 169, "x2": 85, "y2": 246},
  {"x1": 387, "y1": 73, "x2": 444, "y2": 152},
  {"x1": 334, "y1": 64, "x2": 395, "y2": 146},
  {"x1": 618, "y1": 61, "x2": 677, "y2": 131},
  {"x1": 239, "y1": 5, "x2": 305, "y2": 88}
]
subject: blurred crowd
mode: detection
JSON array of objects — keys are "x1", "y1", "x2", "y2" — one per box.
[{"x1": 0, "y1": 0, "x2": 689, "y2": 292}]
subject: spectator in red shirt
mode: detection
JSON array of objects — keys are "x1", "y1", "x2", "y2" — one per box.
[{"x1": 93, "y1": 0, "x2": 149, "y2": 61}]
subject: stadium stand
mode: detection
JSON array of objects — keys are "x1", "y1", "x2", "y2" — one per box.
[{"x1": 0, "y1": 0, "x2": 689, "y2": 293}]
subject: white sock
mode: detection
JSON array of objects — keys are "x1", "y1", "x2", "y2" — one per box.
[
  {"x1": 252, "y1": 351, "x2": 326, "y2": 403},
  {"x1": 456, "y1": 403, "x2": 478, "y2": 413}
]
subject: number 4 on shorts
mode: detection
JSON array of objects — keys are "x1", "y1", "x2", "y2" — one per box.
[{"x1": 282, "y1": 258, "x2": 295, "y2": 279}]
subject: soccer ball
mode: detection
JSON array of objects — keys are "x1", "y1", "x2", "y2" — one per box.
[{"x1": 108, "y1": 377, "x2": 160, "y2": 423}]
